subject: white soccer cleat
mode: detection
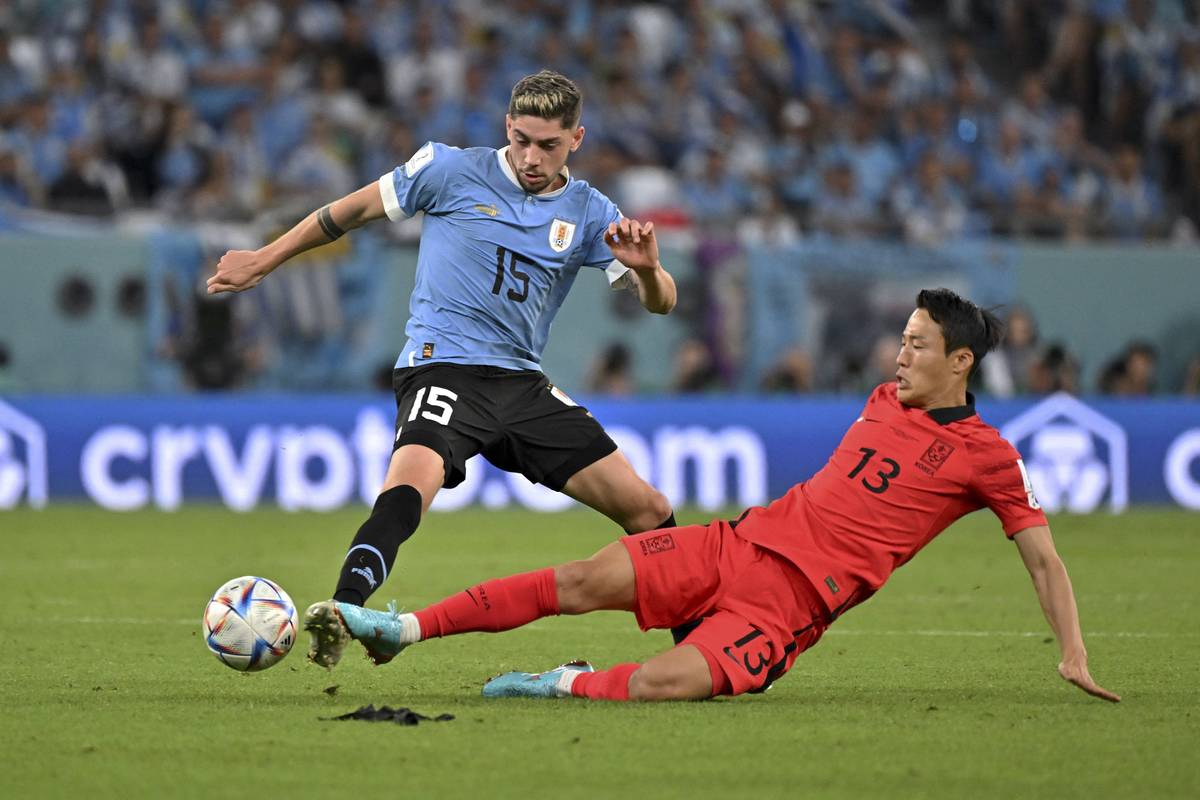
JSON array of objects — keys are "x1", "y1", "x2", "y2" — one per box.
[{"x1": 303, "y1": 600, "x2": 352, "y2": 669}]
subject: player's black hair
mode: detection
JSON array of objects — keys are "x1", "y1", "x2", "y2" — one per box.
[
  {"x1": 509, "y1": 70, "x2": 582, "y2": 128},
  {"x1": 916, "y1": 288, "x2": 1004, "y2": 377}
]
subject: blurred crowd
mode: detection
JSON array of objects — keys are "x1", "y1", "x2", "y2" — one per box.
[
  {"x1": 587, "y1": 305, "x2": 1200, "y2": 396},
  {"x1": 2, "y1": 0, "x2": 1199, "y2": 398},
  {"x1": 1, "y1": 0, "x2": 1199, "y2": 242}
]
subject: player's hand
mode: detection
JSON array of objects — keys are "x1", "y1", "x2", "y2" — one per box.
[
  {"x1": 207, "y1": 250, "x2": 271, "y2": 294},
  {"x1": 604, "y1": 217, "x2": 660, "y2": 273},
  {"x1": 1058, "y1": 656, "x2": 1120, "y2": 702}
]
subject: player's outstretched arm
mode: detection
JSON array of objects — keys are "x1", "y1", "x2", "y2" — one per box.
[
  {"x1": 1013, "y1": 525, "x2": 1121, "y2": 703},
  {"x1": 207, "y1": 182, "x2": 387, "y2": 295},
  {"x1": 604, "y1": 218, "x2": 676, "y2": 314}
]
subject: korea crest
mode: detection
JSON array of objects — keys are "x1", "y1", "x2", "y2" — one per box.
[{"x1": 549, "y1": 218, "x2": 576, "y2": 253}]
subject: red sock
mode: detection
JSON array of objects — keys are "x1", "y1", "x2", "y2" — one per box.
[
  {"x1": 414, "y1": 567, "x2": 559, "y2": 639},
  {"x1": 570, "y1": 663, "x2": 640, "y2": 701}
]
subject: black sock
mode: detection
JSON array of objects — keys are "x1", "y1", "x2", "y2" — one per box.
[
  {"x1": 658, "y1": 512, "x2": 676, "y2": 530},
  {"x1": 332, "y1": 485, "x2": 422, "y2": 606}
]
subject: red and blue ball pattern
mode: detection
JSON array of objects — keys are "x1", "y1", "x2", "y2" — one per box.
[{"x1": 203, "y1": 576, "x2": 298, "y2": 672}]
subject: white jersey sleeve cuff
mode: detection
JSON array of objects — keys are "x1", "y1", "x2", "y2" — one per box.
[
  {"x1": 606, "y1": 259, "x2": 631, "y2": 289},
  {"x1": 378, "y1": 173, "x2": 406, "y2": 221}
]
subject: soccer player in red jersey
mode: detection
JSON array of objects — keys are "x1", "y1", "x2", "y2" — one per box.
[{"x1": 333, "y1": 288, "x2": 1119, "y2": 703}]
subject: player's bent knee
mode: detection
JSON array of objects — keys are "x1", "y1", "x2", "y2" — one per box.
[
  {"x1": 554, "y1": 560, "x2": 605, "y2": 614},
  {"x1": 648, "y1": 489, "x2": 673, "y2": 525},
  {"x1": 625, "y1": 488, "x2": 673, "y2": 534}
]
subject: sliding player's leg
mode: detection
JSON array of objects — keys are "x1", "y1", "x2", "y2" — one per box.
[
  {"x1": 491, "y1": 525, "x2": 832, "y2": 701},
  {"x1": 481, "y1": 641, "x2": 715, "y2": 701},
  {"x1": 547, "y1": 605, "x2": 814, "y2": 702},
  {"x1": 330, "y1": 537, "x2": 640, "y2": 666},
  {"x1": 483, "y1": 522, "x2": 729, "y2": 699}
]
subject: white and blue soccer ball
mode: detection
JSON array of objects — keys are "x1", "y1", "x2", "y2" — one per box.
[{"x1": 203, "y1": 576, "x2": 298, "y2": 672}]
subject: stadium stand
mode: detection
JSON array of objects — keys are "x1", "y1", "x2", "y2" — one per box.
[{"x1": 1, "y1": 0, "x2": 1198, "y2": 394}]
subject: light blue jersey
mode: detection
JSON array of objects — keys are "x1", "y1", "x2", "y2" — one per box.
[{"x1": 378, "y1": 142, "x2": 628, "y2": 372}]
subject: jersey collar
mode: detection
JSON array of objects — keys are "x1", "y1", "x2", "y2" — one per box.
[
  {"x1": 925, "y1": 392, "x2": 977, "y2": 426},
  {"x1": 496, "y1": 146, "x2": 571, "y2": 198}
]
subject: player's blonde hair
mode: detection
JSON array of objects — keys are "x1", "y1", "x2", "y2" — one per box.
[{"x1": 508, "y1": 70, "x2": 582, "y2": 128}]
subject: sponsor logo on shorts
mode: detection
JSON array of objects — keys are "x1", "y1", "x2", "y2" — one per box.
[
  {"x1": 639, "y1": 533, "x2": 676, "y2": 556},
  {"x1": 824, "y1": 576, "x2": 840, "y2": 594},
  {"x1": 916, "y1": 439, "x2": 956, "y2": 475}
]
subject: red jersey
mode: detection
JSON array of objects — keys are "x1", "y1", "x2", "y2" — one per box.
[{"x1": 734, "y1": 383, "x2": 1047, "y2": 618}]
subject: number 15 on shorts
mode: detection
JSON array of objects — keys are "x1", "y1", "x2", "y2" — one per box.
[{"x1": 408, "y1": 386, "x2": 458, "y2": 426}]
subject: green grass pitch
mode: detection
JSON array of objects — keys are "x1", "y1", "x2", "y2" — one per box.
[{"x1": 1, "y1": 506, "x2": 1197, "y2": 799}]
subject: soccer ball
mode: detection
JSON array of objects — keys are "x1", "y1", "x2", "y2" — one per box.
[{"x1": 203, "y1": 576, "x2": 299, "y2": 672}]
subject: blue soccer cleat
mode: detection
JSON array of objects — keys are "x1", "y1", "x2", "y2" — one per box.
[
  {"x1": 304, "y1": 600, "x2": 411, "y2": 667},
  {"x1": 481, "y1": 660, "x2": 595, "y2": 698},
  {"x1": 335, "y1": 600, "x2": 411, "y2": 665}
]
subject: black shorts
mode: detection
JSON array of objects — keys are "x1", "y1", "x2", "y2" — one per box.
[{"x1": 391, "y1": 363, "x2": 618, "y2": 490}]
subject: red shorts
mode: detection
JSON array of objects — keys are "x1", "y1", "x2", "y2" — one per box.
[{"x1": 621, "y1": 521, "x2": 830, "y2": 696}]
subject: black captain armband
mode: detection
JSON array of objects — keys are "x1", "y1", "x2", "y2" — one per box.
[{"x1": 317, "y1": 205, "x2": 347, "y2": 241}]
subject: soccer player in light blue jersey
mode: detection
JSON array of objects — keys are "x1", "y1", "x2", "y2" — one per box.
[{"x1": 207, "y1": 71, "x2": 684, "y2": 669}]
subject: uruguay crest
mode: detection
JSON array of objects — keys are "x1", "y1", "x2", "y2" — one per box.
[{"x1": 549, "y1": 219, "x2": 576, "y2": 253}]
